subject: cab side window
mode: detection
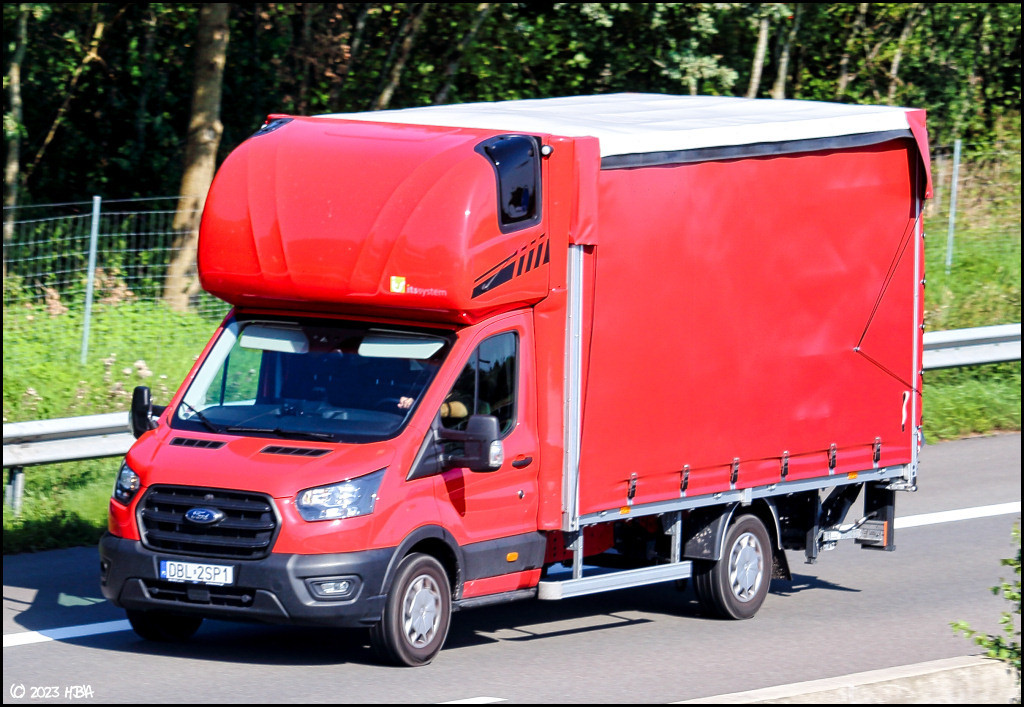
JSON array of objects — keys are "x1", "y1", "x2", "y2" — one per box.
[{"x1": 441, "y1": 332, "x2": 517, "y2": 435}]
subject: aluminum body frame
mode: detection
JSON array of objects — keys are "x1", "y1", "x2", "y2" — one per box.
[
  {"x1": 562, "y1": 244, "x2": 586, "y2": 532},
  {"x1": 911, "y1": 177, "x2": 925, "y2": 485}
]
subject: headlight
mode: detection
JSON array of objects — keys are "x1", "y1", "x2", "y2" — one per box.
[
  {"x1": 113, "y1": 460, "x2": 141, "y2": 504},
  {"x1": 296, "y1": 469, "x2": 385, "y2": 522}
]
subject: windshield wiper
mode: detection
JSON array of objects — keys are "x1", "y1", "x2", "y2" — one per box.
[
  {"x1": 225, "y1": 425, "x2": 338, "y2": 442},
  {"x1": 179, "y1": 401, "x2": 225, "y2": 434}
]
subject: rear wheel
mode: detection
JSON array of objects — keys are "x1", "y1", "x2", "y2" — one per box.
[
  {"x1": 694, "y1": 514, "x2": 771, "y2": 619},
  {"x1": 126, "y1": 610, "x2": 203, "y2": 642},
  {"x1": 370, "y1": 553, "x2": 451, "y2": 666}
]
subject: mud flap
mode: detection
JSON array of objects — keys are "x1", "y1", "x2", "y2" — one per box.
[
  {"x1": 858, "y1": 481, "x2": 896, "y2": 551},
  {"x1": 772, "y1": 543, "x2": 792, "y2": 580}
]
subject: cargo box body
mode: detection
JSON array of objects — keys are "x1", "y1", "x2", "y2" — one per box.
[
  {"x1": 573, "y1": 138, "x2": 925, "y2": 519},
  {"x1": 102, "y1": 94, "x2": 929, "y2": 666}
]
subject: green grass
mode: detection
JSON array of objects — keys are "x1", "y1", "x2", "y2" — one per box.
[
  {"x1": 3, "y1": 460, "x2": 114, "y2": 554},
  {"x1": 924, "y1": 235, "x2": 1021, "y2": 331},
  {"x1": 924, "y1": 363, "x2": 1021, "y2": 441},
  {"x1": 3, "y1": 299, "x2": 226, "y2": 422},
  {"x1": 4, "y1": 299, "x2": 227, "y2": 553}
]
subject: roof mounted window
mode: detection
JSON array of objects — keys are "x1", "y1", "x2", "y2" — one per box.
[{"x1": 477, "y1": 135, "x2": 542, "y2": 232}]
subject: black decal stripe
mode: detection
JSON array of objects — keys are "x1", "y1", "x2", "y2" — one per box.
[
  {"x1": 474, "y1": 252, "x2": 521, "y2": 285},
  {"x1": 472, "y1": 262, "x2": 516, "y2": 298},
  {"x1": 471, "y1": 234, "x2": 551, "y2": 299}
]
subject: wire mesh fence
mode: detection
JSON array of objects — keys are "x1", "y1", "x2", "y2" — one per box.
[
  {"x1": 4, "y1": 196, "x2": 229, "y2": 340},
  {"x1": 2, "y1": 143, "x2": 1021, "y2": 424},
  {"x1": 3, "y1": 196, "x2": 227, "y2": 312},
  {"x1": 3, "y1": 197, "x2": 230, "y2": 422},
  {"x1": 924, "y1": 141, "x2": 1021, "y2": 331}
]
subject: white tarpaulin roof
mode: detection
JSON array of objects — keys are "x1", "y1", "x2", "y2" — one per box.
[{"x1": 321, "y1": 93, "x2": 919, "y2": 158}]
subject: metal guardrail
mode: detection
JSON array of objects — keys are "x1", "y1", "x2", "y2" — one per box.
[
  {"x1": 2, "y1": 412, "x2": 133, "y2": 514},
  {"x1": 922, "y1": 323, "x2": 1021, "y2": 369},
  {"x1": 2, "y1": 412, "x2": 134, "y2": 468},
  {"x1": 3, "y1": 324, "x2": 1021, "y2": 513}
]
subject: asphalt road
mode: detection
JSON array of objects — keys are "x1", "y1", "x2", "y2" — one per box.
[{"x1": 3, "y1": 433, "x2": 1020, "y2": 704}]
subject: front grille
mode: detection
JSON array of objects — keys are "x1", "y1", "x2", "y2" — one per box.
[
  {"x1": 139, "y1": 485, "x2": 278, "y2": 560},
  {"x1": 143, "y1": 579, "x2": 256, "y2": 608}
]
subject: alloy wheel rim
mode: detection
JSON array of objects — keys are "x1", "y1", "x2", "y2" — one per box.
[
  {"x1": 728, "y1": 531, "x2": 764, "y2": 602},
  {"x1": 402, "y1": 574, "x2": 442, "y2": 647}
]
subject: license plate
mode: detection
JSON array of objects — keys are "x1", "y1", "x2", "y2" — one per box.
[{"x1": 160, "y1": 560, "x2": 235, "y2": 586}]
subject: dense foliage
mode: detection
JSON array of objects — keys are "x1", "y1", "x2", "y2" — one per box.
[{"x1": 4, "y1": 3, "x2": 1021, "y2": 204}]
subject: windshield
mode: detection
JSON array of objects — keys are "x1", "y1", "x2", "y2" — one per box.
[{"x1": 171, "y1": 317, "x2": 451, "y2": 443}]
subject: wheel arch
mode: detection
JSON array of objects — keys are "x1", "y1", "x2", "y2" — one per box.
[
  {"x1": 379, "y1": 525, "x2": 464, "y2": 601},
  {"x1": 683, "y1": 500, "x2": 784, "y2": 564}
]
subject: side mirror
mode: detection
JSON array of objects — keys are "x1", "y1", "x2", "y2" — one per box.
[
  {"x1": 130, "y1": 386, "x2": 165, "y2": 439},
  {"x1": 437, "y1": 414, "x2": 504, "y2": 473}
]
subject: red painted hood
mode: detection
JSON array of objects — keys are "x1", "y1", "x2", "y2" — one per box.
[{"x1": 126, "y1": 427, "x2": 399, "y2": 500}]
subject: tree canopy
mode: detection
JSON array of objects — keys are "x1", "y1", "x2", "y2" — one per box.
[{"x1": 4, "y1": 2, "x2": 1021, "y2": 205}]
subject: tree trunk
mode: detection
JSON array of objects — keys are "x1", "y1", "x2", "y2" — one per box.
[
  {"x1": 3, "y1": 4, "x2": 29, "y2": 279},
  {"x1": 746, "y1": 14, "x2": 770, "y2": 99},
  {"x1": 163, "y1": 3, "x2": 230, "y2": 312},
  {"x1": 329, "y1": 3, "x2": 371, "y2": 108},
  {"x1": 373, "y1": 4, "x2": 432, "y2": 111},
  {"x1": 836, "y1": 3, "x2": 868, "y2": 99},
  {"x1": 887, "y1": 5, "x2": 922, "y2": 105},
  {"x1": 433, "y1": 3, "x2": 494, "y2": 105},
  {"x1": 771, "y1": 4, "x2": 802, "y2": 100}
]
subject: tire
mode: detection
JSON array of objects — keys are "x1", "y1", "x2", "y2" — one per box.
[
  {"x1": 126, "y1": 610, "x2": 203, "y2": 642},
  {"x1": 693, "y1": 514, "x2": 771, "y2": 620},
  {"x1": 370, "y1": 553, "x2": 452, "y2": 667}
]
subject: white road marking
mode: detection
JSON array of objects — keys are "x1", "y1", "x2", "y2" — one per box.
[
  {"x1": 3, "y1": 503, "x2": 1020, "y2": 650},
  {"x1": 894, "y1": 501, "x2": 1020, "y2": 528},
  {"x1": 3, "y1": 619, "x2": 131, "y2": 648}
]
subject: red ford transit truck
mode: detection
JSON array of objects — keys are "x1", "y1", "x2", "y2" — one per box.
[{"x1": 100, "y1": 94, "x2": 931, "y2": 666}]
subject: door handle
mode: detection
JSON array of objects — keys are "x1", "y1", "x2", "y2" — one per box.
[{"x1": 511, "y1": 455, "x2": 533, "y2": 469}]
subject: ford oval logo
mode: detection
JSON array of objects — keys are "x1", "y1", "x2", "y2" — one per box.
[{"x1": 184, "y1": 507, "x2": 225, "y2": 525}]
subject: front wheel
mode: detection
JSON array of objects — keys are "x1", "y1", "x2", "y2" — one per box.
[
  {"x1": 126, "y1": 610, "x2": 203, "y2": 642},
  {"x1": 693, "y1": 514, "x2": 771, "y2": 620},
  {"x1": 370, "y1": 553, "x2": 451, "y2": 666}
]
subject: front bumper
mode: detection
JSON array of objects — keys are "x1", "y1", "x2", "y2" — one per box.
[{"x1": 98, "y1": 533, "x2": 392, "y2": 628}]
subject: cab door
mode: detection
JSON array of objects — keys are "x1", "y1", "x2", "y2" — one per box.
[{"x1": 435, "y1": 312, "x2": 540, "y2": 546}]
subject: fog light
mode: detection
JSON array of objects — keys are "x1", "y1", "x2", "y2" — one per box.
[
  {"x1": 307, "y1": 576, "x2": 359, "y2": 601},
  {"x1": 318, "y1": 580, "x2": 351, "y2": 595}
]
